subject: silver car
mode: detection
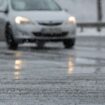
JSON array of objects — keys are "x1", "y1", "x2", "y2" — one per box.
[{"x1": 0, "y1": 0, "x2": 76, "y2": 49}]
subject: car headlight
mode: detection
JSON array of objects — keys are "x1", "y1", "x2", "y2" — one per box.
[
  {"x1": 15, "y1": 16, "x2": 32, "y2": 24},
  {"x1": 68, "y1": 16, "x2": 76, "y2": 24}
]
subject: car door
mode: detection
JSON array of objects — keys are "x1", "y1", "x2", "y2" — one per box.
[{"x1": 0, "y1": 0, "x2": 7, "y2": 41}]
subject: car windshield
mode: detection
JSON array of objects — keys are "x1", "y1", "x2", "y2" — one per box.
[{"x1": 11, "y1": 0, "x2": 62, "y2": 11}]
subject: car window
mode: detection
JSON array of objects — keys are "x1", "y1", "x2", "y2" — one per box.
[
  {"x1": 11, "y1": 0, "x2": 62, "y2": 11},
  {"x1": 12, "y1": 1, "x2": 26, "y2": 10}
]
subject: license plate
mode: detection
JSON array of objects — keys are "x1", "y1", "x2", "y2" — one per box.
[{"x1": 41, "y1": 28, "x2": 61, "y2": 34}]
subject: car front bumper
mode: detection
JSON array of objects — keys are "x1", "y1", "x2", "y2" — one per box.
[{"x1": 12, "y1": 23, "x2": 76, "y2": 43}]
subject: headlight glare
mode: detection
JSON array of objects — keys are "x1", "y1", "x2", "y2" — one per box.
[
  {"x1": 68, "y1": 16, "x2": 76, "y2": 24},
  {"x1": 15, "y1": 16, "x2": 32, "y2": 24}
]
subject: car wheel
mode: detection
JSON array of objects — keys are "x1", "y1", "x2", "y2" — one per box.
[
  {"x1": 36, "y1": 41, "x2": 45, "y2": 48},
  {"x1": 63, "y1": 39, "x2": 75, "y2": 49},
  {"x1": 5, "y1": 24, "x2": 18, "y2": 50}
]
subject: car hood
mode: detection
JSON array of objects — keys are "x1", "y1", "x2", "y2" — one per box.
[{"x1": 13, "y1": 10, "x2": 70, "y2": 22}]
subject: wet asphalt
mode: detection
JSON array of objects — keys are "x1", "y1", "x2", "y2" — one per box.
[{"x1": 0, "y1": 36, "x2": 105, "y2": 105}]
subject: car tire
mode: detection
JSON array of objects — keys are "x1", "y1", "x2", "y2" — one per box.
[
  {"x1": 63, "y1": 38, "x2": 75, "y2": 49},
  {"x1": 5, "y1": 24, "x2": 18, "y2": 50}
]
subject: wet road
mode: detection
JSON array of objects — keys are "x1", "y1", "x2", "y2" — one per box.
[{"x1": 0, "y1": 36, "x2": 105, "y2": 105}]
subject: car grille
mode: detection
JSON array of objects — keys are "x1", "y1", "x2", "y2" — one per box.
[
  {"x1": 38, "y1": 22, "x2": 63, "y2": 26},
  {"x1": 33, "y1": 32, "x2": 68, "y2": 37}
]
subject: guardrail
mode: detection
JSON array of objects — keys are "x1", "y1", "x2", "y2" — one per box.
[{"x1": 77, "y1": 22, "x2": 105, "y2": 32}]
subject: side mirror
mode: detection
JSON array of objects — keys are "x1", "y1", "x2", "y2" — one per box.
[
  {"x1": 4, "y1": 7, "x2": 8, "y2": 14},
  {"x1": 62, "y1": 8, "x2": 69, "y2": 12},
  {"x1": 64, "y1": 9, "x2": 69, "y2": 12},
  {"x1": 0, "y1": 8, "x2": 8, "y2": 14}
]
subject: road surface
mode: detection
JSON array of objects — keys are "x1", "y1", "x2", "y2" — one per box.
[{"x1": 0, "y1": 36, "x2": 105, "y2": 105}]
